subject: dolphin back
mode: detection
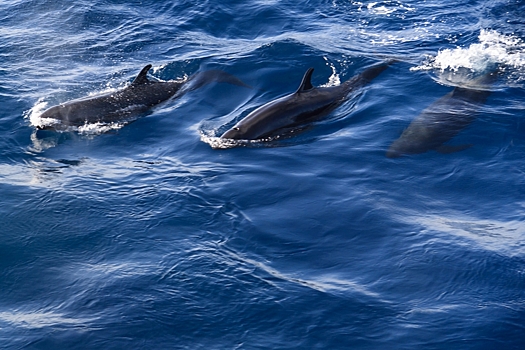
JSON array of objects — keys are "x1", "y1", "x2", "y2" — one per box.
[
  {"x1": 386, "y1": 70, "x2": 498, "y2": 158},
  {"x1": 184, "y1": 70, "x2": 250, "y2": 92},
  {"x1": 221, "y1": 60, "x2": 393, "y2": 141},
  {"x1": 345, "y1": 61, "x2": 393, "y2": 90}
]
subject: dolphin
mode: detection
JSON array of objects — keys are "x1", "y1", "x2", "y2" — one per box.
[
  {"x1": 36, "y1": 64, "x2": 248, "y2": 130},
  {"x1": 386, "y1": 71, "x2": 498, "y2": 158},
  {"x1": 221, "y1": 61, "x2": 392, "y2": 140}
]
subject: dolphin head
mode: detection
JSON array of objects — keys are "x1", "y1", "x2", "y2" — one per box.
[
  {"x1": 221, "y1": 97, "x2": 292, "y2": 140},
  {"x1": 39, "y1": 105, "x2": 65, "y2": 120},
  {"x1": 221, "y1": 126, "x2": 245, "y2": 140},
  {"x1": 35, "y1": 105, "x2": 69, "y2": 130},
  {"x1": 221, "y1": 118, "x2": 273, "y2": 140}
]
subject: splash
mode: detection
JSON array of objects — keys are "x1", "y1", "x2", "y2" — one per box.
[
  {"x1": 412, "y1": 29, "x2": 525, "y2": 73},
  {"x1": 320, "y1": 57, "x2": 341, "y2": 87},
  {"x1": 199, "y1": 127, "x2": 289, "y2": 149},
  {"x1": 77, "y1": 121, "x2": 124, "y2": 135},
  {"x1": 200, "y1": 134, "x2": 239, "y2": 149},
  {"x1": 199, "y1": 129, "x2": 255, "y2": 149},
  {"x1": 25, "y1": 98, "x2": 53, "y2": 130},
  {"x1": 365, "y1": 1, "x2": 415, "y2": 16}
]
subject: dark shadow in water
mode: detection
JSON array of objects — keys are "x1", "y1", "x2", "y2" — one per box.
[{"x1": 386, "y1": 70, "x2": 499, "y2": 158}]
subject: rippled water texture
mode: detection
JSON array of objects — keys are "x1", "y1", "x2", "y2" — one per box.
[{"x1": 1, "y1": 0, "x2": 525, "y2": 349}]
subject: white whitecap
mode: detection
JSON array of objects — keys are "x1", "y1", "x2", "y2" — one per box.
[{"x1": 412, "y1": 29, "x2": 525, "y2": 74}]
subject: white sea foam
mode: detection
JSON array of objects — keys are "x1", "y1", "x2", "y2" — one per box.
[
  {"x1": 25, "y1": 98, "x2": 51, "y2": 129},
  {"x1": 199, "y1": 127, "x2": 283, "y2": 149},
  {"x1": 365, "y1": 1, "x2": 415, "y2": 16},
  {"x1": 199, "y1": 129, "x2": 251, "y2": 149},
  {"x1": 77, "y1": 121, "x2": 124, "y2": 135},
  {"x1": 412, "y1": 29, "x2": 525, "y2": 73},
  {"x1": 320, "y1": 57, "x2": 341, "y2": 87}
]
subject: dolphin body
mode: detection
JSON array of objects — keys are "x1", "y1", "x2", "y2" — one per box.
[
  {"x1": 386, "y1": 72, "x2": 497, "y2": 158},
  {"x1": 36, "y1": 64, "x2": 248, "y2": 130},
  {"x1": 221, "y1": 61, "x2": 392, "y2": 140}
]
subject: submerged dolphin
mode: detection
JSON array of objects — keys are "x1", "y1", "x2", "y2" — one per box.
[
  {"x1": 221, "y1": 61, "x2": 392, "y2": 140},
  {"x1": 36, "y1": 64, "x2": 248, "y2": 130},
  {"x1": 386, "y1": 72, "x2": 498, "y2": 158}
]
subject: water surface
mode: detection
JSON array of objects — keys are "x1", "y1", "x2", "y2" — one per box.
[{"x1": 1, "y1": 0, "x2": 525, "y2": 348}]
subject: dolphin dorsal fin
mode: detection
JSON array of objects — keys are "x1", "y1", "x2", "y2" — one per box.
[
  {"x1": 132, "y1": 64, "x2": 152, "y2": 85},
  {"x1": 295, "y1": 68, "x2": 314, "y2": 93}
]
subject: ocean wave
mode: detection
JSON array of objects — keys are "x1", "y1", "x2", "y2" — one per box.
[{"x1": 412, "y1": 29, "x2": 525, "y2": 74}]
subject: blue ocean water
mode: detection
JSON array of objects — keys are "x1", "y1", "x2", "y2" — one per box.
[{"x1": 1, "y1": 0, "x2": 525, "y2": 348}]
